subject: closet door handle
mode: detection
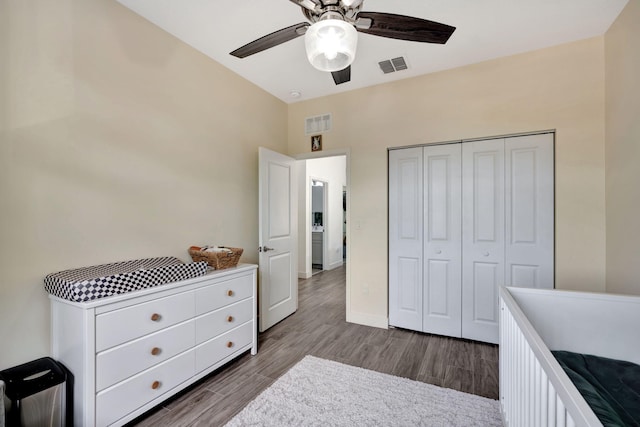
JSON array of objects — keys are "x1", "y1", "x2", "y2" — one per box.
[{"x1": 483, "y1": 252, "x2": 490, "y2": 257}]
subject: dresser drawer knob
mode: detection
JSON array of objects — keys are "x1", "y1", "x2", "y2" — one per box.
[
  {"x1": 151, "y1": 347, "x2": 161, "y2": 356},
  {"x1": 227, "y1": 290, "x2": 234, "y2": 297},
  {"x1": 151, "y1": 381, "x2": 161, "y2": 390},
  {"x1": 226, "y1": 341, "x2": 234, "y2": 348},
  {"x1": 227, "y1": 315, "x2": 234, "y2": 323},
  {"x1": 150, "y1": 313, "x2": 161, "y2": 322}
]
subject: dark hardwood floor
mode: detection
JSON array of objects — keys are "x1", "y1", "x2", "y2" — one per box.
[{"x1": 130, "y1": 265, "x2": 499, "y2": 426}]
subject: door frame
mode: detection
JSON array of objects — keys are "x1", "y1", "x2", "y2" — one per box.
[{"x1": 294, "y1": 148, "x2": 351, "y2": 321}]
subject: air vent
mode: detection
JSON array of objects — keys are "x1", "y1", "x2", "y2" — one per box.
[
  {"x1": 391, "y1": 57, "x2": 408, "y2": 71},
  {"x1": 305, "y1": 113, "x2": 332, "y2": 135},
  {"x1": 378, "y1": 57, "x2": 408, "y2": 74},
  {"x1": 379, "y1": 60, "x2": 395, "y2": 74}
]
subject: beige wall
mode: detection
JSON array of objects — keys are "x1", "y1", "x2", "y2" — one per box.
[
  {"x1": 605, "y1": 0, "x2": 640, "y2": 295},
  {"x1": 0, "y1": 0, "x2": 287, "y2": 368},
  {"x1": 288, "y1": 37, "x2": 607, "y2": 327}
]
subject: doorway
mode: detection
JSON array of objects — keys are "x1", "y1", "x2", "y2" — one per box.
[
  {"x1": 295, "y1": 153, "x2": 348, "y2": 281},
  {"x1": 311, "y1": 179, "x2": 327, "y2": 275}
]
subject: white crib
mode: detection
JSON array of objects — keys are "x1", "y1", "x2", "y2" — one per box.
[{"x1": 499, "y1": 286, "x2": 640, "y2": 427}]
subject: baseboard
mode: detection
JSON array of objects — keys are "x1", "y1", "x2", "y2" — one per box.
[
  {"x1": 326, "y1": 260, "x2": 344, "y2": 270},
  {"x1": 298, "y1": 271, "x2": 312, "y2": 279},
  {"x1": 346, "y1": 310, "x2": 388, "y2": 329}
]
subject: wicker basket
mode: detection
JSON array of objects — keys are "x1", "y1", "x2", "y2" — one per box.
[{"x1": 188, "y1": 246, "x2": 243, "y2": 270}]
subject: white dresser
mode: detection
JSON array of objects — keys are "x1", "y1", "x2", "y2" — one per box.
[{"x1": 50, "y1": 264, "x2": 258, "y2": 427}]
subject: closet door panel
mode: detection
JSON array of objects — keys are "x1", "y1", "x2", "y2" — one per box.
[
  {"x1": 471, "y1": 262, "x2": 500, "y2": 322},
  {"x1": 396, "y1": 257, "x2": 422, "y2": 318},
  {"x1": 389, "y1": 148, "x2": 423, "y2": 330},
  {"x1": 462, "y1": 139, "x2": 504, "y2": 344},
  {"x1": 506, "y1": 134, "x2": 554, "y2": 289},
  {"x1": 423, "y1": 144, "x2": 462, "y2": 337}
]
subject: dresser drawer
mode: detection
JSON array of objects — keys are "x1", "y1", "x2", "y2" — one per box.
[
  {"x1": 96, "y1": 320, "x2": 195, "y2": 392},
  {"x1": 96, "y1": 291, "x2": 195, "y2": 352},
  {"x1": 195, "y1": 298, "x2": 253, "y2": 344},
  {"x1": 195, "y1": 322, "x2": 253, "y2": 373},
  {"x1": 195, "y1": 274, "x2": 253, "y2": 315},
  {"x1": 96, "y1": 349, "x2": 195, "y2": 427}
]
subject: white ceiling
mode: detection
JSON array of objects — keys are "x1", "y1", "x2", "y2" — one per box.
[{"x1": 116, "y1": 0, "x2": 628, "y2": 104}]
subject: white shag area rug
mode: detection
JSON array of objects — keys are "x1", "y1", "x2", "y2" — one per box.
[{"x1": 225, "y1": 355, "x2": 502, "y2": 427}]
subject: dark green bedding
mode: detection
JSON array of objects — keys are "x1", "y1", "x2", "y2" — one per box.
[{"x1": 552, "y1": 350, "x2": 640, "y2": 427}]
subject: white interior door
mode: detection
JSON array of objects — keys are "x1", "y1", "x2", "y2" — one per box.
[
  {"x1": 259, "y1": 147, "x2": 298, "y2": 332},
  {"x1": 505, "y1": 134, "x2": 555, "y2": 289},
  {"x1": 462, "y1": 139, "x2": 505, "y2": 344},
  {"x1": 423, "y1": 144, "x2": 462, "y2": 337},
  {"x1": 388, "y1": 147, "x2": 423, "y2": 331}
]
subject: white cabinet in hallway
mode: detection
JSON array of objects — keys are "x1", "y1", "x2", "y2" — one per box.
[
  {"x1": 312, "y1": 232, "x2": 323, "y2": 266},
  {"x1": 389, "y1": 133, "x2": 554, "y2": 344}
]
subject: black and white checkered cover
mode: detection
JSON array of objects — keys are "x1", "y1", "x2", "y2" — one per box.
[{"x1": 44, "y1": 257, "x2": 208, "y2": 302}]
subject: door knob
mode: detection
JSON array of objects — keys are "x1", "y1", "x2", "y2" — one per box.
[
  {"x1": 259, "y1": 246, "x2": 275, "y2": 252},
  {"x1": 484, "y1": 252, "x2": 490, "y2": 257}
]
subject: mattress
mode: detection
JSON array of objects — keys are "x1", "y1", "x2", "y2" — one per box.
[
  {"x1": 44, "y1": 257, "x2": 208, "y2": 302},
  {"x1": 553, "y1": 350, "x2": 640, "y2": 427}
]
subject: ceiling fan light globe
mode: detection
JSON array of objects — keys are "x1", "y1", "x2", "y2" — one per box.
[
  {"x1": 305, "y1": 19, "x2": 357, "y2": 72},
  {"x1": 341, "y1": 0, "x2": 363, "y2": 7}
]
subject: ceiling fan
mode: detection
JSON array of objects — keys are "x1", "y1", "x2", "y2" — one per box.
[{"x1": 230, "y1": 0, "x2": 456, "y2": 86}]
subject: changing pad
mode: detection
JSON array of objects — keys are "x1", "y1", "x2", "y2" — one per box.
[{"x1": 44, "y1": 257, "x2": 208, "y2": 302}]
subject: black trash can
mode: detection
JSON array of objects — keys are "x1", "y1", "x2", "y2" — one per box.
[{"x1": 0, "y1": 357, "x2": 72, "y2": 427}]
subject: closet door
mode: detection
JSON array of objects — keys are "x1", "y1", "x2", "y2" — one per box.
[
  {"x1": 462, "y1": 139, "x2": 505, "y2": 344},
  {"x1": 389, "y1": 148, "x2": 423, "y2": 330},
  {"x1": 505, "y1": 134, "x2": 554, "y2": 289},
  {"x1": 423, "y1": 144, "x2": 462, "y2": 337}
]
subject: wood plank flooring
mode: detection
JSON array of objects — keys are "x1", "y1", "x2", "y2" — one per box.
[{"x1": 129, "y1": 265, "x2": 499, "y2": 426}]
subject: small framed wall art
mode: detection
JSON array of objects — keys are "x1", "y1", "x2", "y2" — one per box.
[{"x1": 311, "y1": 134, "x2": 322, "y2": 152}]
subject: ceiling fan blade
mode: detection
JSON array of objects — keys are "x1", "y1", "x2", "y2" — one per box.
[
  {"x1": 230, "y1": 22, "x2": 310, "y2": 58},
  {"x1": 356, "y1": 12, "x2": 455, "y2": 44},
  {"x1": 331, "y1": 65, "x2": 351, "y2": 85},
  {"x1": 288, "y1": 0, "x2": 320, "y2": 12}
]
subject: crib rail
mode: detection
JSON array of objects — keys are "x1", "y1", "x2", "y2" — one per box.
[{"x1": 499, "y1": 287, "x2": 602, "y2": 427}]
